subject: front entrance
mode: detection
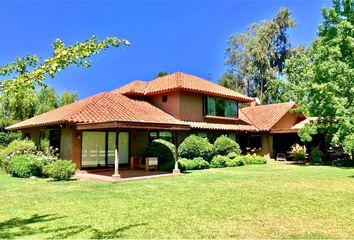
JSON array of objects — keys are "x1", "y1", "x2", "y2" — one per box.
[{"x1": 81, "y1": 131, "x2": 129, "y2": 168}]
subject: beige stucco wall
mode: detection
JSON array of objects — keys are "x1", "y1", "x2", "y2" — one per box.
[
  {"x1": 149, "y1": 91, "x2": 181, "y2": 119},
  {"x1": 261, "y1": 134, "x2": 274, "y2": 158},
  {"x1": 272, "y1": 112, "x2": 298, "y2": 130},
  {"x1": 22, "y1": 128, "x2": 41, "y2": 149},
  {"x1": 60, "y1": 128, "x2": 73, "y2": 160}
]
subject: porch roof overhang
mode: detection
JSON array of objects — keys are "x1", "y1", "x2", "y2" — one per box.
[
  {"x1": 75, "y1": 120, "x2": 191, "y2": 131},
  {"x1": 270, "y1": 128, "x2": 298, "y2": 134},
  {"x1": 183, "y1": 121, "x2": 258, "y2": 132}
]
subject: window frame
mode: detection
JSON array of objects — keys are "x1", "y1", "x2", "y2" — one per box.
[{"x1": 203, "y1": 96, "x2": 238, "y2": 118}]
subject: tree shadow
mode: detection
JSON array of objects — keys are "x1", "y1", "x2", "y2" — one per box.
[{"x1": 0, "y1": 214, "x2": 148, "y2": 239}]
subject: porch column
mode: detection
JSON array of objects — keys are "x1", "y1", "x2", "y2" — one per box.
[
  {"x1": 173, "y1": 131, "x2": 181, "y2": 175},
  {"x1": 112, "y1": 132, "x2": 121, "y2": 179}
]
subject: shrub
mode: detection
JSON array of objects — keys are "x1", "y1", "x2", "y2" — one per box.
[
  {"x1": 146, "y1": 139, "x2": 176, "y2": 171},
  {"x1": 289, "y1": 144, "x2": 307, "y2": 160},
  {"x1": 213, "y1": 135, "x2": 241, "y2": 156},
  {"x1": 44, "y1": 160, "x2": 76, "y2": 181},
  {"x1": 210, "y1": 155, "x2": 228, "y2": 168},
  {"x1": 6, "y1": 154, "x2": 49, "y2": 178},
  {"x1": 227, "y1": 152, "x2": 239, "y2": 160},
  {"x1": 178, "y1": 135, "x2": 213, "y2": 161},
  {"x1": 235, "y1": 154, "x2": 267, "y2": 164},
  {"x1": 178, "y1": 157, "x2": 210, "y2": 171},
  {"x1": 226, "y1": 158, "x2": 245, "y2": 167},
  {"x1": 0, "y1": 131, "x2": 21, "y2": 146},
  {"x1": 0, "y1": 140, "x2": 37, "y2": 168}
]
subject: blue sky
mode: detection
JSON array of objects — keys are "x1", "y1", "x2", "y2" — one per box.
[{"x1": 0, "y1": 0, "x2": 331, "y2": 98}]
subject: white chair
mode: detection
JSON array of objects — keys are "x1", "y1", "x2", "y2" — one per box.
[{"x1": 276, "y1": 153, "x2": 287, "y2": 161}]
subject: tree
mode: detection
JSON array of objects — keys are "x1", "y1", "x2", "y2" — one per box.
[
  {"x1": 156, "y1": 71, "x2": 168, "y2": 78},
  {"x1": 285, "y1": 0, "x2": 354, "y2": 157},
  {"x1": 60, "y1": 90, "x2": 78, "y2": 106},
  {"x1": 0, "y1": 36, "x2": 129, "y2": 93},
  {"x1": 224, "y1": 8, "x2": 295, "y2": 103},
  {"x1": 35, "y1": 87, "x2": 59, "y2": 115},
  {"x1": 219, "y1": 73, "x2": 244, "y2": 93}
]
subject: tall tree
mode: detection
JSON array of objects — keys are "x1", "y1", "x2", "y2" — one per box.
[
  {"x1": 60, "y1": 90, "x2": 78, "y2": 106},
  {"x1": 35, "y1": 87, "x2": 59, "y2": 115},
  {"x1": 285, "y1": 0, "x2": 354, "y2": 157},
  {"x1": 223, "y1": 8, "x2": 295, "y2": 103}
]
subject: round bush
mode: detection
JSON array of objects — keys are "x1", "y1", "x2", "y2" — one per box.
[
  {"x1": 43, "y1": 160, "x2": 76, "y2": 181},
  {"x1": 178, "y1": 135, "x2": 213, "y2": 161},
  {"x1": 6, "y1": 154, "x2": 46, "y2": 178},
  {"x1": 0, "y1": 140, "x2": 36, "y2": 168},
  {"x1": 213, "y1": 135, "x2": 241, "y2": 156},
  {"x1": 210, "y1": 155, "x2": 228, "y2": 168},
  {"x1": 146, "y1": 139, "x2": 176, "y2": 171},
  {"x1": 235, "y1": 154, "x2": 267, "y2": 164},
  {"x1": 227, "y1": 152, "x2": 239, "y2": 160},
  {"x1": 226, "y1": 158, "x2": 245, "y2": 167}
]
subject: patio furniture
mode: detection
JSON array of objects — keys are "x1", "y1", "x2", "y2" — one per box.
[
  {"x1": 145, "y1": 157, "x2": 158, "y2": 172},
  {"x1": 130, "y1": 156, "x2": 144, "y2": 170},
  {"x1": 276, "y1": 153, "x2": 287, "y2": 161}
]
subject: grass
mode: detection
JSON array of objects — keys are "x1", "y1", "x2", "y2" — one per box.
[{"x1": 1, "y1": 162, "x2": 354, "y2": 239}]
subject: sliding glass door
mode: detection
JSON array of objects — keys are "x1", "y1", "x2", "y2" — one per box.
[{"x1": 82, "y1": 131, "x2": 129, "y2": 168}]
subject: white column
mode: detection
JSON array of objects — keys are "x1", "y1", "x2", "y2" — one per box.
[
  {"x1": 173, "y1": 131, "x2": 181, "y2": 175},
  {"x1": 112, "y1": 133, "x2": 121, "y2": 179}
]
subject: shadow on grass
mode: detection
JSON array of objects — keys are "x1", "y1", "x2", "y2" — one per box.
[{"x1": 0, "y1": 214, "x2": 147, "y2": 239}]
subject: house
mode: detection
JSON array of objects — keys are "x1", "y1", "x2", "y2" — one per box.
[{"x1": 6, "y1": 72, "x2": 314, "y2": 176}]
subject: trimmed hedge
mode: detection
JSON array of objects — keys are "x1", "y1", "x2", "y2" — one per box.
[
  {"x1": 6, "y1": 154, "x2": 49, "y2": 178},
  {"x1": 0, "y1": 140, "x2": 37, "y2": 168},
  {"x1": 178, "y1": 135, "x2": 213, "y2": 161},
  {"x1": 0, "y1": 131, "x2": 21, "y2": 147},
  {"x1": 210, "y1": 155, "x2": 228, "y2": 168},
  {"x1": 213, "y1": 135, "x2": 241, "y2": 156},
  {"x1": 44, "y1": 160, "x2": 76, "y2": 181},
  {"x1": 178, "y1": 157, "x2": 209, "y2": 171},
  {"x1": 226, "y1": 158, "x2": 245, "y2": 167},
  {"x1": 235, "y1": 154, "x2": 267, "y2": 164},
  {"x1": 146, "y1": 139, "x2": 176, "y2": 171}
]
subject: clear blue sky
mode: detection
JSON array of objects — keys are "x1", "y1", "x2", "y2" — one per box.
[{"x1": 0, "y1": 0, "x2": 331, "y2": 98}]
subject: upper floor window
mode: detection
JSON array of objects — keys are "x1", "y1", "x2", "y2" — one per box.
[
  {"x1": 162, "y1": 95, "x2": 168, "y2": 103},
  {"x1": 203, "y1": 96, "x2": 238, "y2": 118}
]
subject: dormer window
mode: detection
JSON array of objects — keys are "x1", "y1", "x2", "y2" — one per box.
[
  {"x1": 203, "y1": 96, "x2": 238, "y2": 118},
  {"x1": 162, "y1": 95, "x2": 168, "y2": 103}
]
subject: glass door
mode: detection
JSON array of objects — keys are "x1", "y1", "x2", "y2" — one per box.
[{"x1": 118, "y1": 132, "x2": 129, "y2": 164}]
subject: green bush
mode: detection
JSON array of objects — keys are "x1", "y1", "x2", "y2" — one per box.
[
  {"x1": 210, "y1": 155, "x2": 229, "y2": 168},
  {"x1": 227, "y1": 152, "x2": 239, "y2": 160},
  {"x1": 146, "y1": 139, "x2": 176, "y2": 171},
  {"x1": 178, "y1": 157, "x2": 210, "y2": 171},
  {"x1": 0, "y1": 140, "x2": 37, "y2": 168},
  {"x1": 178, "y1": 135, "x2": 213, "y2": 161},
  {"x1": 6, "y1": 154, "x2": 49, "y2": 178},
  {"x1": 0, "y1": 131, "x2": 21, "y2": 146},
  {"x1": 226, "y1": 158, "x2": 245, "y2": 167},
  {"x1": 289, "y1": 144, "x2": 307, "y2": 160},
  {"x1": 44, "y1": 160, "x2": 76, "y2": 181},
  {"x1": 213, "y1": 135, "x2": 241, "y2": 156},
  {"x1": 235, "y1": 154, "x2": 267, "y2": 164}
]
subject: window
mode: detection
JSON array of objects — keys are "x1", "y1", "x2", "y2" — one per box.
[
  {"x1": 162, "y1": 95, "x2": 168, "y2": 102},
  {"x1": 149, "y1": 131, "x2": 173, "y2": 143},
  {"x1": 203, "y1": 96, "x2": 238, "y2": 118},
  {"x1": 228, "y1": 133, "x2": 238, "y2": 142},
  {"x1": 82, "y1": 132, "x2": 106, "y2": 167}
]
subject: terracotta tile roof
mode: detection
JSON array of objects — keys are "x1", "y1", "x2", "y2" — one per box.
[
  {"x1": 183, "y1": 121, "x2": 257, "y2": 132},
  {"x1": 6, "y1": 92, "x2": 188, "y2": 130},
  {"x1": 113, "y1": 80, "x2": 148, "y2": 96},
  {"x1": 240, "y1": 102, "x2": 297, "y2": 131},
  {"x1": 114, "y1": 72, "x2": 253, "y2": 102}
]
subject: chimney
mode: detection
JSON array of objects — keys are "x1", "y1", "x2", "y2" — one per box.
[{"x1": 250, "y1": 97, "x2": 260, "y2": 107}]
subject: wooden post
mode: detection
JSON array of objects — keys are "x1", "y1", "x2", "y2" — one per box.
[
  {"x1": 173, "y1": 131, "x2": 181, "y2": 175},
  {"x1": 112, "y1": 132, "x2": 121, "y2": 179}
]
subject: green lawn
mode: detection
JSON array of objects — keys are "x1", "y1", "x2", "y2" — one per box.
[{"x1": 1, "y1": 163, "x2": 354, "y2": 239}]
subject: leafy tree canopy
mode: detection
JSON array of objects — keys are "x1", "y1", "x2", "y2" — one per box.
[
  {"x1": 285, "y1": 0, "x2": 354, "y2": 155},
  {"x1": 223, "y1": 8, "x2": 295, "y2": 103}
]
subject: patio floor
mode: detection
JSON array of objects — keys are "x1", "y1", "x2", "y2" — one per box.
[{"x1": 74, "y1": 168, "x2": 178, "y2": 182}]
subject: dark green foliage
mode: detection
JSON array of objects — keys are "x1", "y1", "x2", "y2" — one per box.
[
  {"x1": 146, "y1": 139, "x2": 176, "y2": 171},
  {"x1": 0, "y1": 131, "x2": 21, "y2": 146},
  {"x1": 178, "y1": 135, "x2": 213, "y2": 161},
  {"x1": 6, "y1": 154, "x2": 48, "y2": 178},
  {"x1": 43, "y1": 160, "x2": 76, "y2": 181},
  {"x1": 178, "y1": 157, "x2": 210, "y2": 171},
  {"x1": 210, "y1": 155, "x2": 228, "y2": 168},
  {"x1": 213, "y1": 135, "x2": 241, "y2": 156},
  {"x1": 235, "y1": 154, "x2": 267, "y2": 164},
  {"x1": 227, "y1": 152, "x2": 239, "y2": 160},
  {"x1": 0, "y1": 140, "x2": 36, "y2": 168}
]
